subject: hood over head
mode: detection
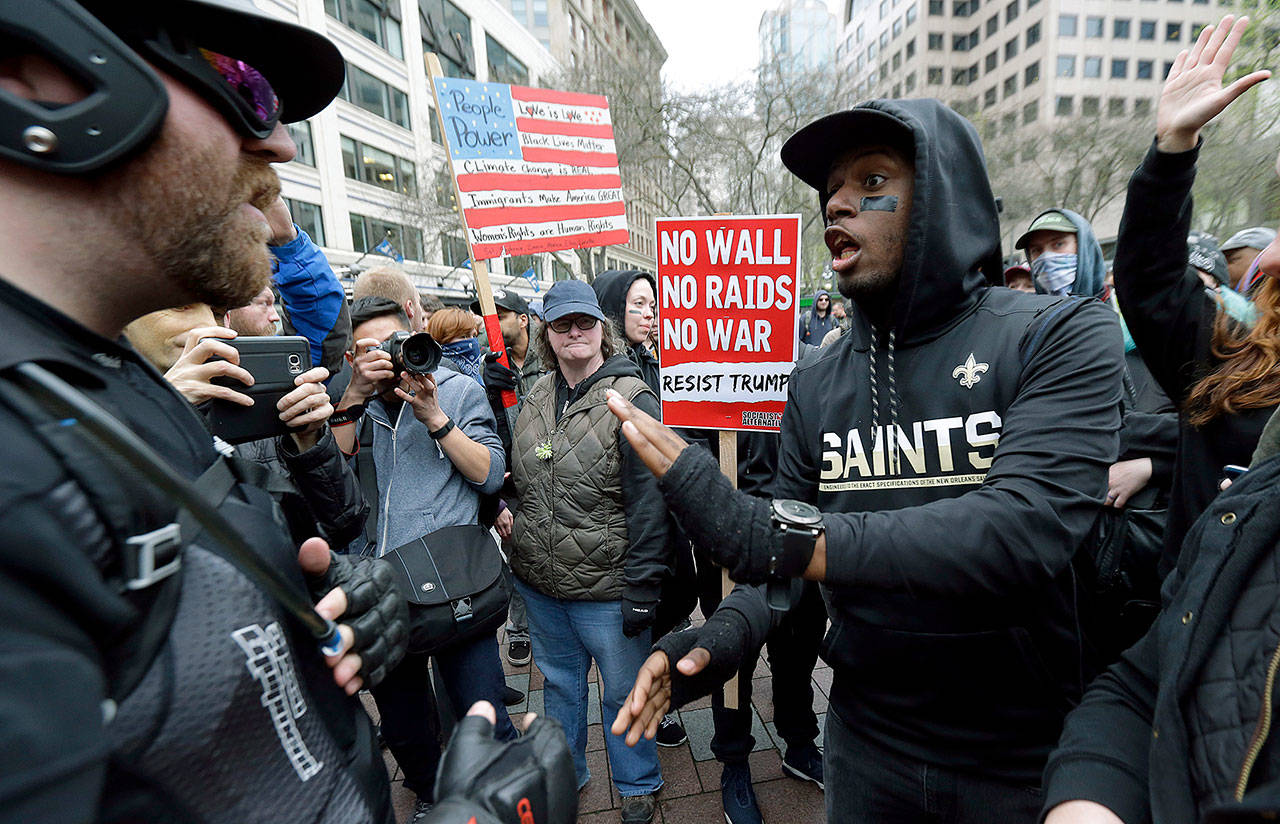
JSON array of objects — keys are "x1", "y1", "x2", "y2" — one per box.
[
  {"x1": 592, "y1": 269, "x2": 656, "y2": 330},
  {"x1": 1027, "y1": 208, "x2": 1106, "y2": 298},
  {"x1": 781, "y1": 98, "x2": 1003, "y2": 344},
  {"x1": 809, "y1": 289, "x2": 831, "y2": 319}
]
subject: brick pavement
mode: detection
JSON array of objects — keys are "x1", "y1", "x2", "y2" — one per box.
[{"x1": 367, "y1": 627, "x2": 829, "y2": 824}]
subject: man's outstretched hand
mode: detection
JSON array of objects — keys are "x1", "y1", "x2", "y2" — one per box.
[
  {"x1": 1156, "y1": 14, "x2": 1270, "y2": 153},
  {"x1": 605, "y1": 388, "x2": 690, "y2": 478},
  {"x1": 612, "y1": 647, "x2": 711, "y2": 747}
]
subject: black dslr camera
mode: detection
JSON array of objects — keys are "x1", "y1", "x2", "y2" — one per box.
[{"x1": 376, "y1": 331, "x2": 442, "y2": 375}]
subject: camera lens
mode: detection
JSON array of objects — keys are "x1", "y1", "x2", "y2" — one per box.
[
  {"x1": 288, "y1": 354, "x2": 301, "y2": 366},
  {"x1": 401, "y1": 333, "x2": 441, "y2": 374}
]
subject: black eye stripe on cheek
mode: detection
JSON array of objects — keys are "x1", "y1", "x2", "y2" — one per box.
[{"x1": 860, "y1": 195, "x2": 899, "y2": 212}]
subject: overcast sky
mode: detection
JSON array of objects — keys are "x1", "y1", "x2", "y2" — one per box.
[{"x1": 635, "y1": 0, "x2": 843, "y2": 91}]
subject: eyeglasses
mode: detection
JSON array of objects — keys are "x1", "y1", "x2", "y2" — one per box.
[
  {"x1": 132, "y1": 29, "x2": 282, "y2": 139},
  {"x1": 198, "y1": 49, "x2": 280, "y2": 130},
  {"x1": 548, "y1": 316, "x2": 600, "y2": 334}
]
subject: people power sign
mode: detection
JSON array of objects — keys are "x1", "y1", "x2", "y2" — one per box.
[
  {"x1": 432, "y1": 76, "x2": 629, "y2": 260},
  {"x1": 657, "y1": 215, "x2": 801, "y2": 432}
]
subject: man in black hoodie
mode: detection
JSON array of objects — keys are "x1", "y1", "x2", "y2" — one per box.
[{"x1": 607, "y1": 98, "x2": 1123, "y2": 822}]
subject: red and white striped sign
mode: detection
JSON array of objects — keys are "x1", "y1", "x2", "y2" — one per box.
[{"x1": 433, "y1": 77, "x2": 629, "y2": 261}]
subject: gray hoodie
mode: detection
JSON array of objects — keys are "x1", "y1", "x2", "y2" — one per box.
[{"x1": 360, "y1": 363, "x2": 506, "y2": 554}]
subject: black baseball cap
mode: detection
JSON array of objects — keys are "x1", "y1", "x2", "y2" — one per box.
[
  {"x1": 542, "y1": 280, "x2": 606, "y2": 323},
  {"x1": 781, "y1": 103, "x2": 916, "y2": 194},
  {"x1": 470, "y1": 288, "x2": 529, "y2": 316}
]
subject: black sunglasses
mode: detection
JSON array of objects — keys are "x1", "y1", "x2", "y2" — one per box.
[{"x1": 548, "y1": 316, "x2": 600, "y2": 334}]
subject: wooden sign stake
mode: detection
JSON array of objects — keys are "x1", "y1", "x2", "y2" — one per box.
[{"x1": 719, "y1": 429, "x2": 740, "y2": 710}]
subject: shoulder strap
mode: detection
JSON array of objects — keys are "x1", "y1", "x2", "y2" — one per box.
[
  {"x1": 1019, "y1": 297, "x2": 1079, "y2": 370},
  {"x1": 354, "y1": 416, "x2": 379, "y2": 551}
]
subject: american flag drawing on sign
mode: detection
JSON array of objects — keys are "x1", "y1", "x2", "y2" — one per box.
[{"x1": 433, "y1": 76, "x2": 629, "y2": 261}]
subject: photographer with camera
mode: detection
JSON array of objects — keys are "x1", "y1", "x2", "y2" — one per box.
[{"x1": 335, "y1": 296, "x2": 516, "y2": 822}]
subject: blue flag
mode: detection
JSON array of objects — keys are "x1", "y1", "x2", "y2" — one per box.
[
  {"x1": 373, "y1": 237, "x2": 404, "y2": 263},
  {"x1": 461, "y1": 258, "x2": 472, "y2": 270},
  {"x1": 521, "y1": 266, "x2": 539, "y2": 293}
]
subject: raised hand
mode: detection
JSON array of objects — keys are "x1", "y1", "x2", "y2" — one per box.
[{"x1": 1156, "y1": 14, "x2": 1270, "y2": 152}]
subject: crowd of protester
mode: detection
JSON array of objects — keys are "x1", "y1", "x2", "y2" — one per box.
[{"x1": 10, "y1": 4, "x2": 1280, "y2": 824}]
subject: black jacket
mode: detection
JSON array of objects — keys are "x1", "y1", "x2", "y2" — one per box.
[
  {"x1": 0, "y1": 279, "x2": 390, "y2": 824},
  {"x1": 1114, "y1": 143, "x2": 1277, "y2": 579},
  {"x1": 592, "y1": 269, "x2": 660, "y2": 392},
  {"x1": 774, "y1": 99, "x2": 1124, "y2": 784},
  {"x1": 1042, "y1": 445, "x2": 1280, "y2": 824},
  {"x1": 235, "y1": 429, "x2": 368, "y2": 549}
]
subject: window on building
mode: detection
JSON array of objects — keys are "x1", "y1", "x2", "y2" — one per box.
[
  {"x1": 287, "y1": 121, "x2": 315, "y2": 167},
  {"x1": 1086, "y1": 15, "x2": 1104, "y2": 36},
  {"x1": 906, "y1": 37, "x2": 916, "y2": 58},
  {"x1": 893, "y1": 16, "x2": 903, "y2": 37},
  {"x1": 1002, "y1": 111, "x2": 1018, "y2": 132},
  {"x1": 1025, "y1": 60, "x2": 1040, "y2": 85},
  {"x1": 1166, "y1": 21, "x2": 1182, "y2": 40},
  {"x1": 880, "y1": 0, "x2": 888, "y2": 18},
  {"x1": 1134, "y1": 98, "x2": 1152, "y2": 116},
  {"x1": 953, "y1": 67, "x2": 969, "y2": 85},
  {"x1": 1109, "y1": 98, "x2": 1126, "y2": 117},
  {"x1": 1059, "y1": 14, "x2": 1077, "y2": 35},
  {"x1": 284, "y1": 198, "x2": 325, "y2": 245},
  {"x1": 532, "y1": 0, "x2": 547, "y2": 26},
  {"x1": 1055, "y1": 95, "x2": 1073, "y2": 116},
  {"x1": 893, "y1": 50, "x2": 902, "y2": 69},
  {"x1": 985, "y1": 86, "x2": 998, "y2": 107},
  {"x1": 892, "y1": 82, "x2": 902, "y2": 96},
  {"x1": 928, "y1": 0, "x2": 944, "y2": 15},
  {"x1": 1114, "y1": 17, "x2": 1131, "y2": 37},
  {"x1": 351, "y1": 214, "x2": 424, "y2": 261},
  {"x1": 1003, "y1": 73, "x2": 1017, "y2": 97},
  {"x1": 1111, "y1": 57, "x2": 1128, "y2": 78},
  {"x1": 985, "y1": 50, "x2": 998, "y2": 72},
  {"x1": 953, "y1": 33, "x2": 969, "y2": 50},
  {"x1": 857, "y1": 22, "x2": 865, "y2": 41},
  {"x1": 1006, "y1": 0, "x2": 1020, "y2": 23},
  {"x1": 1027, "y1": 0, "x2": 1040, "y2": 8},
  {"x1": 880, "y1": 60, "x2": 889, "y2": 77},
  {"x1": 1163, "y1": 60, "x2": 1174, "y2": 78},
  {"x1": 969, "y1": 29, "x2": 979, "y2": 49},
  {"x1": 1082, "y1": 95, "x2": 1100, "y2": 115},
  {"x1": 928, "y1": 66, "x2": 944, "y2": 83},
  {"x1": 433, "y1": 167, "x2": 456, "y2": 209},
  {"x1": 987, "y1": 14, "x2": 999, "y2": 35},
  {"x1": 440, "y1": 233, "x2": 469, "y2": 267},
  {"x1": 325, "y1": 0, "x2": 404, "y2": 58},
  {"x1": 906, "y1": 5, "x2": 917, "y2": 24},
  {"x1": 339, "y1": 63, "x2": 411, "y2": 128},
  {"x1": 340, "y1": 135, "x2": 417, "y2": 196},
  {"x1": 420, "y1": 0, "x2": 474, "y2": 78},
  {"x1": 969, "y1": 63, "x2": 979, "y2": 83},
  {"x1": 1191, "y1": 21, "x2": 1209, "y2": 39},
  {"x1": 1140, "y1": 19, "x2": 1156, "y2": 39},
  {"x1": 929, "y1": 31, "x2": 944, "y2": 49},
  {"x1": 485, "y1": 34, "x2": 528, "y2": 84},
  {"x1": 1083, "y1": 55, "x2": 1102, "y2": 77},
  {"x1": 1056, "y1": 54, "x2": 1076, "y2": 76},
  {"x1": 1137, "y1": 59, "x2": 1154, "y2": 78},
  {"x1": 954, "y1": 0, "x2": 970, "y2": 16},
  {"x1": 1005, "y1": 37, "x2": 1018, "y2": 59},
  {"x1": 1026, "y1": 21, "x2": 1041, "y2": 46},
  {"x1": 906, "y1": 71, "x2": 917, "y2": 91},
  {"x1": 1023, "y1": 100, "x2": 1039, "y2": 123}
]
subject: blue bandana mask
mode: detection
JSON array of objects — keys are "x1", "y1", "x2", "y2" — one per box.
[{"x1": 1031, "y1": 252, "x2": 1078, "y2": 295}]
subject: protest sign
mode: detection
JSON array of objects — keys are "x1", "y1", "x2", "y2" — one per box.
[
  {"x1": 656, "y1": 215, "x2": 801, "y2": 431},
  {"x1": 431, "y1": 75, "x2": 629, "y2": 260}
]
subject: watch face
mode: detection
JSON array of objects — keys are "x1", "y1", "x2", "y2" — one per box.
[{"x1": 773, "y1": 499, "x2": 823, "y2": 525}]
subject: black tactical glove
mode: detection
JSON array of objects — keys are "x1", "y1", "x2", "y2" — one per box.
[
  {"x1": 483, "y1": 350, "x2": 518, "y2": 392},
  {"x1": 658, "y1": 446, "x2": 810, "y2": 584},
  {"x1": 652, "y1": 603, "x2": 756, "y2": 709},
  {"x1": 306, "y1": 551, "x2": 408, "y2": 687},
  {"x1": 428, "y1": 711, "x2": 577, "y2": 824},
  {"x1": 621, "y1": 594, "x2": 659, "y2": 639}
]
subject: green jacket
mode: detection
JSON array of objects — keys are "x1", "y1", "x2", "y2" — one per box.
[{"x1": 510, "y1": 356, "x2": 666, "y2": 601}]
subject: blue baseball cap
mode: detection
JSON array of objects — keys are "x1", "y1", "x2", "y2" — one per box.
[{"x1": 542, "y1": 280, "x2": 606, "y2": 323}]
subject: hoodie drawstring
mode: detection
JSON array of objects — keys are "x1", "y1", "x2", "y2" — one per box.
[{"x1": 867, "y1": 325, "x2": 901, "y2": 475}]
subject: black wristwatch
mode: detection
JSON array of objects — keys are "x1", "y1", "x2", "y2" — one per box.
[
  {"x1": 769, "y1": 499, "x2": 824, "y2": 575},
  {"x1": 428, "y1": 417, "x2": 456, "y2": 440}
]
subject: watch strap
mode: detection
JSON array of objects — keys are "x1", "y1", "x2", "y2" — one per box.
[
  {"x1": 330, "y1": 403, "x2": 365, "y2": 426},
  {"x1": 428, "y1": 418, "x2": 456, "y2": 440}
]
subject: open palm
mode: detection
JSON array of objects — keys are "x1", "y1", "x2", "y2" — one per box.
[{"x1": 1156, "y1": 15, "x2": 1270, "y2": 152}]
